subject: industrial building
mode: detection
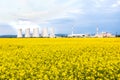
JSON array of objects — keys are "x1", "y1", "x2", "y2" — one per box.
[
  {"x1": 68, "y1": 26, "x2": 90, "y2": 37},
  {"x1": 94, "y1": 27, "x2": 115, "y2": 38},
  {"x1": 95, "y1": 32, "x2": 115, "y2": 38},
  {"x1": 68, "y1": 34, "x2": 90, "y2": 37},
  {"x1": 68, "y1": 26, "x2": 115, "y2": 38}
]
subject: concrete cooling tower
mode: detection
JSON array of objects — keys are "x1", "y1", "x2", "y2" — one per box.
[
  {"x1": 41, "y1": 28, "x2": 48, "y2": 37},
  {"x1": 33, "y1": 28, "x2": 39, "y2": 37},
  {"x1": 49, "y1": 28, "x2": 55, "y2": 38},
  {"x1": 25, "y1": 28, "x2": 31, "y2": 37},
  {"x1": 17, "y1": 28, "x2": 23, "y2": 38}
]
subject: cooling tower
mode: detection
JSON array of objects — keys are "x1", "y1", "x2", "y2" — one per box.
[
  {"x1": 49, "y1": 28, "x2": 55, "y2": 38},
  {"x1": 33, "y1": 28, "x2": 39, "y2": 37},
  {"x1": 25, "y1": 28, "x2": 31, "y2": 37},
  {"x1": 17, "y1": 28, "x2": 23, "y2": 38},
  {"x1": 41, "y1": 28, "x2": 48, "y2": 37}
]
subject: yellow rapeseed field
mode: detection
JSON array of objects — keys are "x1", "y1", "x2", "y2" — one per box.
[{"x1": 0, "y1": 38, "x2": 120, "y2": 79}]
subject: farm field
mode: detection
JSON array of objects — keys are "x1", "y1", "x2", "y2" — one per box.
[{"x1": 0, "y1": 38, "x2": 120, "y2": 79}]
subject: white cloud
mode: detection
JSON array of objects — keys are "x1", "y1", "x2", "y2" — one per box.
[
  {"x1": 0, "y1": 0, "x2": 119, "y2": 35},
  {"x1": 0, "y1": 0, "x2": 119, "y2": 26},
  {"x1": 0, "y1": 0, "x2": 80, "y2": 24},
  {"x1": 67, "y1": 9, "x2": 84, "y2": 14},
  {"x1": 99, "y1": 0, "x2": 104, "y2": 2},
  {"x1": 93, "y1": 0, "x2": 103, "y2": 8},
  {"x1": 112, "y1": 0, "x2": 120, "y2": 8},
  {"x1": 10, "y1": 20, "x2": 41, "y2": 31}
]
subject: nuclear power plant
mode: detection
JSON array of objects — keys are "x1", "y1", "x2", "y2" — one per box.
[
  {"x1": 17, "y1": 27, "x2": 55, "y2": 38},
  {"x1": 17, "y1": 26, "x2": 115, "y2": 38}
]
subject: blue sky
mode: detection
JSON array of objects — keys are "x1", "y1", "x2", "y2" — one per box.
[{"x1": 0, "y1": 0, "x2": 120, "y2": 35}]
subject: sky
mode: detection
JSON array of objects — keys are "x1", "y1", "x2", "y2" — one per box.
[{"x1": 0, "y1": 0, "x2": 120, "y2": 35}]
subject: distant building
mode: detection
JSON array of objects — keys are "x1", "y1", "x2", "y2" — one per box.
[
  {"x1": 17, "y1": 28, "x2": 23, "y2": 38},
  {"x1": 68, "y1": 34, "x2": 90, "y2": 37},
  {"x1": 68, "y1": 26, "x2": 90, "y2": 37},
  {"x1": 32, "y1": 28, "x2": 39, "y2": 37},
  {"x1": 25, "y1": 28, "x2": 31, "y2": 38},
  {"x1": 95, "y1": 32, "x2": 115, "y2": 38},
  {"x1": 94, "y1": 26, "x2": 115, "y2": 38}
]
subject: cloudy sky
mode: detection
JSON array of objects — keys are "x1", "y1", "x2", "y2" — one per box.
[{"x1": 0, "y1": 0, "x2": 120, "y2": 35}]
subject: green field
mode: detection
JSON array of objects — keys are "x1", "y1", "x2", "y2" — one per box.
[{"x1": 0, "y1": 38, "x2": 120, "y2": 79}]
